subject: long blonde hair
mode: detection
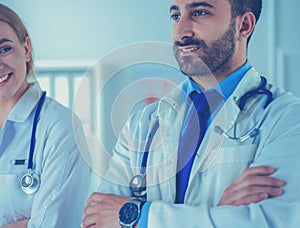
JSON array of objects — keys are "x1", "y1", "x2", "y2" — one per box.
[{"x1": 0, "y1": 3, "x2": 35, "y2": 78}]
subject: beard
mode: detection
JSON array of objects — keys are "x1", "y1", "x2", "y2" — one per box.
[{"x1": 173, "y1": 19, "x2": 236, "y2": 78}]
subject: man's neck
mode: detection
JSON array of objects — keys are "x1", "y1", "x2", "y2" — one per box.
[{"x1": 190, "y1": 58, "x2": 247, "y2": 90}]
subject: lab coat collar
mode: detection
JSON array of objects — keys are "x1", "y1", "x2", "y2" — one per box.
[
  {"x1": 155, "y1": 67, "x2": 262, "y2": 126},
  {"x1": 217, "y1": 67, "x2": 262, "y2": 131},
  {"x1": 8, "y1": 83, "x2": 43, "y2": 122},
  {"x1": 153, "y1": 67, "x2": 262, "y2": 168}
]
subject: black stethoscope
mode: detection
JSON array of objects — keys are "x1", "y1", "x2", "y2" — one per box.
[
  {"x1": 130, "y1": 76, "x2": 273, "y2": 198},
  {"x1": 20, "y1": 91, "x2": 46, "y2": 195}
]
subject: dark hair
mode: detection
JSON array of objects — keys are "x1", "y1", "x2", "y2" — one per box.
[
  {"x1": 229, "y1": 0, "x2": 262, "y2": 21},
  {"x1": 229, "y1": 0, "x2": 263, "y2": 44},
  {"x1": 0, "y1": 3, "x2": 35, "y2": 78}
]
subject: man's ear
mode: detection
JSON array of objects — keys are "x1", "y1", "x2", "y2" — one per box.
[{"x1": 237, "y1": 12, "x2": 256, "y2": 41}]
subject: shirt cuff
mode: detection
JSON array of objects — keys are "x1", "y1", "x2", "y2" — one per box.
[{"x1": 138, "y1": 201, "x2": 151, "y2": 228}]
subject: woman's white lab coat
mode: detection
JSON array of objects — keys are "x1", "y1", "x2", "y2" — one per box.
[
  {"x1": 100, "y1": 67, "x2": 300, "y2": 227},
  {"x1": 0, "y1": 84, "x2": 91, "y2": 227}
]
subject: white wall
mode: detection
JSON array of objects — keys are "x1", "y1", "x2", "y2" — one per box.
[
  {"x1": 249, "y1": 0, "x2": 300, "y2": 95},
  {"x1": 1, "y1": 0, "x2": 172, "y2": 61}
]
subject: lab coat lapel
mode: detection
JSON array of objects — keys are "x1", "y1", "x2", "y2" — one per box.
[
  {"x1": 187, "y1": 68, "x2": 262, "y2": 189},
  {"x1": 147, "y1": 85, "x2": 188, "y2": 202},
  {"x1": 147, "y1": 68, "x2": 262, "y2": 202}
]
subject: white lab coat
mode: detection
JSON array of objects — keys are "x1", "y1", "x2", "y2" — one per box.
[
  {"x1": 99, "y1": 67, "x2": 300, "y2": 227},
  {"x1": 0, "y1": 84, "x2": 91, "y2": 227}
]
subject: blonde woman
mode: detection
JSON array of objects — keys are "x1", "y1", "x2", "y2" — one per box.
[{"x1": 0, "y1": 3, "x2": 90, "y2": 227}]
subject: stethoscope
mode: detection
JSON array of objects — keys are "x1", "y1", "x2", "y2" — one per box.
[
  {"x1": 214, "y1": 76, "x2": 273, "y2": 142},
  {"x1": 20, "y1": 91, "x2": 46, "y2": 195},
  {"x1": 130, "y1": 76, "x2": 273, "y2": 198}
]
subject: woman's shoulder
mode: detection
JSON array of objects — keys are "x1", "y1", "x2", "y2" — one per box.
[{"x1": 40, "y1": 96, "x2": 82, "y2": 130}]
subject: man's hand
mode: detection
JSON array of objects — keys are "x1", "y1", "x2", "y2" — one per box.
[
  {"x1": 218, "y1": 166, "x2": 284, "y2": 206},
  {"x1": 81, "y1": 193, "x2": 132, "y2": 228}
]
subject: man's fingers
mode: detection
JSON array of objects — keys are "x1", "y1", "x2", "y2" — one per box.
[
  {"x1": 81, "y1": 214, "x2": 97, "y2": 228},
  {"x1": 233, "y1": 193, "x2": 269, "y2": 206},
  {"x1": 234, "y1": 185, "x2": 284, "y2": 206},
  {"x1": 236, "y1": 166, "x2": 276, "y2": 182},
  {"x1": 84, "y1": 202, "x2": 98, "y2": 217},
  {"x1": 236, "y1": 185, "x2": 283, "y2": 198},
  {"x1": 220, "y1": 184, "x2": 283, "y2": 206},
  {"x1": 236, "y1": 175, "x2": 284, "y2": 190},
  {"x1": 87, "y1": 192, "x2": 104, "y2": 205},
  {"x1": 218, "y1": 166, "x2": 285, "y2": 206}
]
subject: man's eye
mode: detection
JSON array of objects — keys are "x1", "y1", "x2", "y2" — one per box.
[
  {"x1": 192, "y1": 10, "x2": 209, "y2": 17},
  {"x1": 0, "y1": 46, "x2": 12, "y2": 54},
  {"x1": 170, "y1": 13, "x2": 181, "y2": 21}
]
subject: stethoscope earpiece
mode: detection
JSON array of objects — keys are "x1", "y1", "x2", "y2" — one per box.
[{"x1": 20, "y1": 170, "x2": 40, "y2": 195}]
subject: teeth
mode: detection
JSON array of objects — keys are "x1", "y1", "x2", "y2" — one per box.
[
  {"x1": 0, "y1": 74, "x2": 9, "y2": 83},
  {"x1": 182, "y1": 47, "x2": 199, "y2": 52}
]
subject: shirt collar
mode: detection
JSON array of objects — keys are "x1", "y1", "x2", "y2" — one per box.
[
  {"x1": 186, "y1": 60, "x2": 251, "y2": 100},
  {"x1": 8, "y1": 83, "x2": 43, "y2": 122}
]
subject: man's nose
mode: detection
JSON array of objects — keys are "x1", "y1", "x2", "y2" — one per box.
[{"x1": 173, "y1": 17, "x2": 195, "y2": 42}]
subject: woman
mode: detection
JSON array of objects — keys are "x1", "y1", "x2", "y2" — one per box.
[{"x1": 0, "y1": 3, "x2": 90, "y2": 227}]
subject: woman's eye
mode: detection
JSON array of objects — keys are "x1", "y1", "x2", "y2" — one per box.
[
  {"x1": 170, "y1": 13, "x2": 181, "y2": 21},
  {"x1": 0, "y1": 46, "x2": 12, "y2": 54}
]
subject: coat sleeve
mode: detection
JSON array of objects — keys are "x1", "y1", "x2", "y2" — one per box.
[
  {"x1": 98, "y1": 104, "x2": 159, "y2": 197},
  {"x1": 147, "y1": 97, "x2": 300, "y2": 228},
  {"x1": 27, "y1": 112, "x2": 91, "y2": 228}
]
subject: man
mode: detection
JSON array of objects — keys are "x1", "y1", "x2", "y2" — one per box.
[{"x1": 82, "y1": 0, "x2": 300, "y2": 227}]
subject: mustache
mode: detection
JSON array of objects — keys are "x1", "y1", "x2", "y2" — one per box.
[{"x1": 174, "y1": 38, "x2": 207, "y2": 47}]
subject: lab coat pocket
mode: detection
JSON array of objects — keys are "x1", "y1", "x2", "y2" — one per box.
[
  {"x1": 213, "y1": 144, "x2": 257, "y2": 165},
  {"x1": 194, "y1": 144, "x2": 257, "y2": 206}
]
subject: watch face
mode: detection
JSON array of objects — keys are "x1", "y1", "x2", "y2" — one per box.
[{"x1": 119, "y1": 202, "x2": 139, "y2": 224}]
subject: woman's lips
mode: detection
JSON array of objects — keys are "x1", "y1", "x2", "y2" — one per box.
[{"x1": 0, "y1": 73, "x2": 12, "y2": 85}]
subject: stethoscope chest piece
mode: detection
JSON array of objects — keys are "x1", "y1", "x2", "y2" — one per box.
[
  {"x1": 20, "y1": 169, "x2": 40, "y2": 194},
  {"x1": 130, "y1": 174, "x2": 146, "y2": 198}
]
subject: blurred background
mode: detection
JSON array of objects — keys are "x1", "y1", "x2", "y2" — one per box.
[
  {"x1": 2, "y1": 0, "x2": 299, "y2": 190},
  {"x1": 2, "y1": 0, "x2": 299, "y2": 101}
]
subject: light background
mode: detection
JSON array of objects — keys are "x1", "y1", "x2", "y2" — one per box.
[
  {"x1": 2, "y1": 0, "x2": 300, "y2": 190},
  {"x1": 2, "y1": 0, "x2": 299, "y2": 95}
]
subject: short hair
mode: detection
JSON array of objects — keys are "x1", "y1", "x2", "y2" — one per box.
[
  {"x1": 228, "y1": 0, "x2": 263, "y2": 44},
  {"x1": 0, "y1": 3, "x2": 35, "y2": 78},
  {"x1": 229, "y1": 0, "x2": 262, "y2": 21}
]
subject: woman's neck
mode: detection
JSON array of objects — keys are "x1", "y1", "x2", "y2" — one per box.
[{"x1": 0, "y1": 82, "x2": 31, "y2": 128}]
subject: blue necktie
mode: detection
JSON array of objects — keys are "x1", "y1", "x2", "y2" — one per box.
[{"x1": 175, "y1": 89, "x2": 223, "y2": 203}]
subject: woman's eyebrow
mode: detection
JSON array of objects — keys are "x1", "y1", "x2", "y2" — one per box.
[{"x1": 0, "y1": 38, "x2": 13, "y2": 45}]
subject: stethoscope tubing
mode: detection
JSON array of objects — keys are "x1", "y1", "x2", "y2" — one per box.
[
  {"x1": 20, "y1": 91, "x2": 46, "y2": 195},
  {"x1": 140, "y1": 120, "x2": 159, "y2": 174},
  {"x1": 28, "y1": 91, "x2": 46, "y2": 170}
]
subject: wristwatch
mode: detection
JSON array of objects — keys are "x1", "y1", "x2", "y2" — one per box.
[{"x1": 119, "y1": 199, "x2": 145, "y2": 228}]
